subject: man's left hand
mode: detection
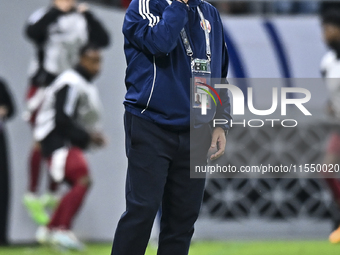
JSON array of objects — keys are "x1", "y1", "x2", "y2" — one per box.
[{"x1": 209, "y1": 127, "x2": 226, "y2": 161}]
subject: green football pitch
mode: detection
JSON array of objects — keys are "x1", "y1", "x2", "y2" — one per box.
[{"x1": 0, "y1": 241, "x2": 340, "y2": 255}]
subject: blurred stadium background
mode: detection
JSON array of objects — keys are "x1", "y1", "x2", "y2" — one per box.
[{"x1": 1, "y1": 0, "x2": 340, "y2": 254}]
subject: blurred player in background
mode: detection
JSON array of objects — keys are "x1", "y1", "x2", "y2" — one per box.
[
  {"x1": 320, "y1": 9, "x2": 340, "y2": 244},
  {"x1": 33, "y1": 45, "x2": 106, "y2": 250},
  {"x1": 0, "y1": 78, "x2": 15, "y2": 245},
  {"x1": 23, "y1": 0, "x2": 110, "y2": 226}
]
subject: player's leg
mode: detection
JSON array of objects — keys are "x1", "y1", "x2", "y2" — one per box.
[
  {"x1": 157, "y1": 125, "x2": 211, "y2": 255},
  {"x1": 23, "y1": 85, "x2": 50, "y2": 225},
  {"x1": 40, "y1": 178, "x2": 60, "y2": 210},
  {"x1": 323, "y1": 132, "x2": 340, "y2": 243},
  {"x1": 48, "y1": 147, "x2": 90, "y2": 229},
  {"x1": 23, "y1": 88, "x2": 49, "y2": 224},
  {"x1": 28, "y1": 142, "x2": 42, "y2": 194},
  {"x1": 111, "y1": 112, "x2": 175, "y2": 255},
  {"x1": 48, "y1": 147, "x2": 90, "y2": 250},
  {"x1": 23, "y1": 142, "x2": 50, "y2": 226},
  {"x1": 25, "y1": 85, "x2": 44, "y2": 194}
]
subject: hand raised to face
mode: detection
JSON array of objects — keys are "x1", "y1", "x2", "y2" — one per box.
[{"x1": 54, "y1": 0, "x2": 77, "y2": 12}]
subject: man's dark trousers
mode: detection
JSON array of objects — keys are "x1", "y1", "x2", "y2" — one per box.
[{"x1": 111, "y1": 111, "x2": 211, "y2": 255}]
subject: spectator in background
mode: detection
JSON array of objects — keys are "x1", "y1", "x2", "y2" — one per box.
[
  {"x1": 23, "y1": 0, "x2": 110, "y2": 227},
  {"x1": 273, "y1": 0, "x2": 319, "y2": 14},
  {"x1": 0, "y1": 78, "x2": 15, "y2": 245},
  {"x1": 299, "y1": 1, "x2": 320, "y2": 14},
  {"x1": 214, "y1": 1, "x2": 250, "y2": 15},
  {"x1": 321, "y1": 2, "x2": 340, "y2": 15}
]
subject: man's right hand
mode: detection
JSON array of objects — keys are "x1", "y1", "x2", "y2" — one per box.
[
  {"x1": 90, "y1": 132, "x2": 107, "y2": 147},
  {"x1": 54, "y1": 0, "x2": 76, "y2": 13},
  {"x1": 177, "y1": 0, "x2": 189, "y2": 4}
]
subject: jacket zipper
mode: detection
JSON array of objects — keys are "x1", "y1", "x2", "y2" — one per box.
[{"x1": 141, "y1": 55, "x2": 157, "y2": 113}]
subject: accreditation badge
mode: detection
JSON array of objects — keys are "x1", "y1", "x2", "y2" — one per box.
[{"x1": 191, "y1": 58, "x2": 212, "y2": 113}]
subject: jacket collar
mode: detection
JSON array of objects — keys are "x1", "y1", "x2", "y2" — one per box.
[
  {"x1": 51, "y1": 6, "x2": 77, "y2": 14},
  {"x1": 74, "y1": 65, "x2": 94, "y2": 82},
  {"x1": 188, "y1": 0, "x2": 202, "y2": 8},
  {"x1": 170, "y1": 0, "x2": 202, "y2": 8}
]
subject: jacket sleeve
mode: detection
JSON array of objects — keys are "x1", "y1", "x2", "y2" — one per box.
[
  {"x1": 55, "y1": 85, "x2": 91, "y2": 149},
  {"x1": 84, "y1": 11, "x2": 111, "y2": 48},
  {"x1": 123, "y1": 0, "x2": 189, "y2": 55},
  {"x1": 25, "y1": 7, "x2": 64, "y2": 44},
  {"x1": 0, "y1": 79, "x2": 16, "y2": 120},
  {"x1": 214, "y1": 23, "x2": 232, "y2": 130}
]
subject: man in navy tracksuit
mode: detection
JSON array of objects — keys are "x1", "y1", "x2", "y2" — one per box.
[{"x1": 111, "y1": 0, "x2": 231, "y2": 254}]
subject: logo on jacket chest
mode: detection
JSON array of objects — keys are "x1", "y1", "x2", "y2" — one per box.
[{"x1": 200, "y1": 19, "x2": 211, "y2": 33}]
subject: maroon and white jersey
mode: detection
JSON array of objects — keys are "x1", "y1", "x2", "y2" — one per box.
[{"x1": 34, "y1": 66, "x2": 103, "y2": 158}]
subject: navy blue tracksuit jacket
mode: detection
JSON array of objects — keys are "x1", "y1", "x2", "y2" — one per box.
[{"x1": 122, "y1": 0, "x2": 232, "y2": 130}]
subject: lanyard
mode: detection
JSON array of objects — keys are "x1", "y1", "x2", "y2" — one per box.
[{"x1": 180, "y1": 6, "x2": 211, "y2": 61}]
